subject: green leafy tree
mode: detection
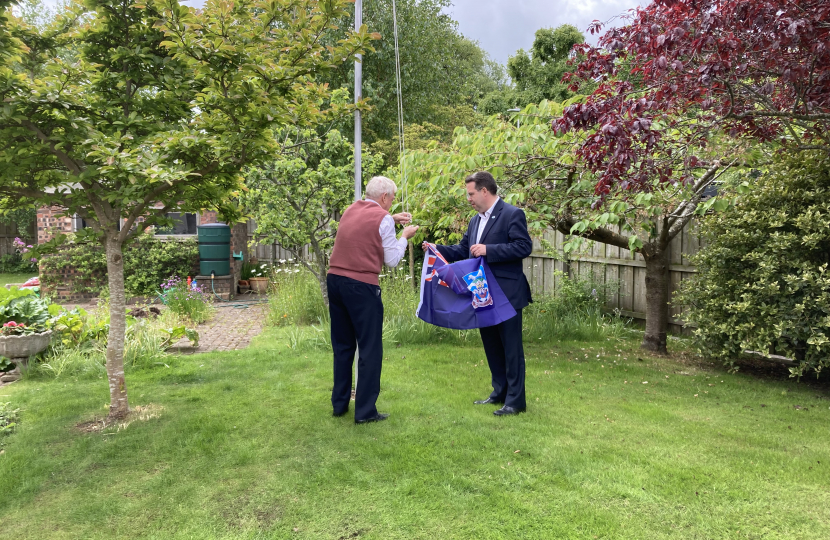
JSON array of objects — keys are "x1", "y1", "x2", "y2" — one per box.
[
  {"x1": 478, "y1": 25, "x2": 585, "y2": 115},
  {"x1": 403, "y1": 100, "x2": 747, "y2": 354},
  {"x1": 369, "y1": 104, "x2": 483, "y2": 169},
  {"x1": 243, "y1": 127, "x2": 383, "y2": 306},
  {"x1": 0, "y1": 0, "x2": 372, "y2": 419},
  {"x1": 326, "y1": 0, "x2": 501, "y2": 143},
  {"x1": 680, "y1": 152, "x2": 830, "y2": 376}
]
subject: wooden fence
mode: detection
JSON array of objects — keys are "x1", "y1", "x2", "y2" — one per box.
[
  {"x1": 0, "y1": 220, "x2": 36, "y2": 258},
  {"x1": 523, "y1": 223, "x2": 703, "y2": 332},
  {"x1": 246, "y1": 219, "x2": 703, "y2": 331}
]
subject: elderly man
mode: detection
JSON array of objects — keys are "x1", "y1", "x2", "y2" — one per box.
[{"x1": 327, "y1": 176, "x2": 419, "y2": 424}]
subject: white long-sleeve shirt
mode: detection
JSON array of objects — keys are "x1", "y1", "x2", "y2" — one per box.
[{"x1": 366, "y1": 199, "x2": 408, "y2": 267}]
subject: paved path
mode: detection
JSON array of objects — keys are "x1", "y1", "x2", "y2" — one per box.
[{"x1": 172, "y1": 301, "x2": 269, "y2": 353}]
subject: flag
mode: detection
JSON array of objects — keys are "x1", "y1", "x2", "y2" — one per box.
[{"x1": 416, "y1": 244, "x2": 517, "y2": 330}]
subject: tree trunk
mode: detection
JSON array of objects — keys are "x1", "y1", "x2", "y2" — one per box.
[
  {"x1": 317, "y1": 273, "x2": 329, "y2": 309},
  {"x1": 408, "y1": 240, "x2": 415, "y2": 290},
  {"x1": 641, "y1": 245, "x2": 670, "y2": 354},
  {"x1": 105, "y1": 235, "x2": 129, "y2": 419},
  {"x1": 312, "y1": 257, "x2": 329, "y2": 309}
]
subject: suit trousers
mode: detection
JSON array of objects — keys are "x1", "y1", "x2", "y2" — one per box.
[
  {"x1": 327, "y1": 273, "x2": 384, "y2": 421},
  {"x1": 479, "y1": 309, "x2": 526, "y2": 409}
]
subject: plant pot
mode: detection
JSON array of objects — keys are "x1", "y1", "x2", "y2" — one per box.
[
  {"x1": 0, "y1": 330, "x2": 53, "y2": 360},
  {"x1": 238, "y1": 280, "x2": 249, "y2": 287},
  {"x1": 248, "y1": 277, "x2": 269, "y2": 294}
]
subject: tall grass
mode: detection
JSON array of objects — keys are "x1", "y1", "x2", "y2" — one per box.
[
  {"x1": 267, "y1": 262, "x2": 632, "y2": 349},
  {"x1": 29, "y1": 307, "x2": 193, "y2": 379},
  {"x1": 266, "y1": 261, "x2": 326, "y2": 327}
]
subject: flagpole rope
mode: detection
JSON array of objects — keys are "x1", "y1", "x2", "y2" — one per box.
[{"x1": 391, "y1": 0, "x2": 406, "y2": 213}]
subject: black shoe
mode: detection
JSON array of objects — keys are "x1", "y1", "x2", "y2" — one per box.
[
  {"x1": 494, "y1": 405, "x2": 526, "y2": 416},
  {"x1": 333, "y1": 409, "x2": 348, "y2": 417},
  {"x1": 355, "y1": 413, "x2": 390, "y2": 424},
  {"x1": 474, "y1": 397, "x2": 504, "y2": 405}
]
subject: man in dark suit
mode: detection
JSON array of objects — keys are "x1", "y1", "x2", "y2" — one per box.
[{"x1": 425, "y1": 171, "x2": 533, "y2": 416}]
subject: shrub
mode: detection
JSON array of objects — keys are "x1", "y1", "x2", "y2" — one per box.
[
  {"x1": 0, "y1": 236, "x2": 38, "y2": 274},
  {"x1": 0, "y1": 252, "x2": 37, "y2": 274},
  {"x1": 523, "y1": 271, "x2": 629, "y2": 343},
  {"x1": 38, "y1": 241, "x2": 106, "y2": 295},
  {"x1": 679, "y1": 151, "x2": 830, "y2": 376},
  {"x1": 160, "y1": 276, "x2": 214, "y2": 324},
  {"x1": 0, "y1": 287, "x2": 51, "y2": 334},
  {"x1": 123, "y1": 234, "x2": 200, "y2": 296},
  {"x1": 39, "y1": 233, "x2": 199, "y2": 297}
]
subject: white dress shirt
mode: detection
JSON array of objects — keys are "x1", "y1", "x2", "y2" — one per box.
[
  {"x1": 366, "y1": 199, "x2": 408, "y2": 267},
  {"x1": 475, "y1": 197, "x2": 500, "y2": 244}
]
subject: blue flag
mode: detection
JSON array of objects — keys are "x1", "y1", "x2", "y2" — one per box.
[{"x1": 416, "y1": 244, "x2": 517, "y2": 330}]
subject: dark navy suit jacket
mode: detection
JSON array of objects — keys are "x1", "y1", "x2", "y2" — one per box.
[{"x1": 436, "y1": 199, "x2": 533, "y2": 311}]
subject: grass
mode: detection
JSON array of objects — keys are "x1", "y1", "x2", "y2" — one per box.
[
  {"x1": 1, "y1": 329, "x2": 828, "y2": 539},
  {"x1": 0, "y1": 272, "x2": 36, "y2": 288}
]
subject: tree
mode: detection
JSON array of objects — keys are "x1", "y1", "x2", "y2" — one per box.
[
  {"x1": 325, "y1": 0, "x2": 501, "y2": 143},
  {"x1": 243, "y1": 126, "x2": 384, "y2": 307},
  {"x1": 403, "y1": 100, "x2": 746, "y2": 354},
  {"x1": 546, "y1": 0, "x2": 830, "y2": 352},
  {"x1": 478, "y1": 25, "x2": 585, "y2": 115},
  {"x1": 680, "y1": 151, "x2": 830, "y2": 376},
  {"x1": 558, "y1": 0, "x2": 830, "y2": 195},
  {"x1": 0, "y1": 0, "x2": 372, "y2": 419},
  {"x1": 369, "y1": 104, "x2": 482, "y2": 169}
]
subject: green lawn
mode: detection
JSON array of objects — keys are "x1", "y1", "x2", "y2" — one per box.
[
  {"x1": 1, "y1": 330, "x2": 828, "y2": 539},
  {"x1": 0, "y1": 273, "x2": 36, "y2": 289}
]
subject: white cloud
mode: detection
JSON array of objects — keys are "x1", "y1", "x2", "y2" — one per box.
[{"x1": 445, "y1": 0, "x2": 644, "y2": 64}]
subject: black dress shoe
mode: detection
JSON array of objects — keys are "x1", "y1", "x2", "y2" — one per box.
[
  {"x1": 332, "y1": 409, "x2": 348, "y2": 417},
  {"x1": 494, "y1": 405, "x2": 526, "y2": 416},
  {"x1": 355, "y1": 413, "x2": 390, "y2": 424},
  {"x1": 474, "y1": 397, "x2": 504, "y2": 405}
]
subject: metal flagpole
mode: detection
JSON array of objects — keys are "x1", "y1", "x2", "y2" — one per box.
[
  {"x1": 354, "y1": 0, "x2": 363, "y2": 203},
  {"x1": 352, "y1": 0, "x2": 363, "y2": 399}
]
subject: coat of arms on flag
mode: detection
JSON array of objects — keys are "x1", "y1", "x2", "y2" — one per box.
[
  {"x1": 416, "y1": 244, "x2": 516, "y2": 330},
  {"x1": 462, "y1": 265, "x2": 494, "y2": 309}
]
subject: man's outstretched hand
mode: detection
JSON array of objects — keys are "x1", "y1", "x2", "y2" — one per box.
[
  {"x1": 392, "y1": 212, "x2": 412, "y2": 225},
  {"x1": 402, "y1": 225, "x2": 419, "y2": 240}
]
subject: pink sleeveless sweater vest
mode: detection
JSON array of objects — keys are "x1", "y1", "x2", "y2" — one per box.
[{"x1": 328, "y1": 200, "x2": 389, "y2": 286}]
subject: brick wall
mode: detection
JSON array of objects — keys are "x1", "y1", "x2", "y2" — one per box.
[{"x1": 37, "y1": 206, "x2": 73, "y2": 244}]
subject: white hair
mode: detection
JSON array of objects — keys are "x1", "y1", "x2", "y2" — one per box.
[{"x1": 365, "y1": 176, "x2": 397, "y2": 200}]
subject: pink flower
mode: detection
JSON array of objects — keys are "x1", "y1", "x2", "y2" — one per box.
[{"x1": 3, "y1": 321, "x2": 24, "y2": 328}]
